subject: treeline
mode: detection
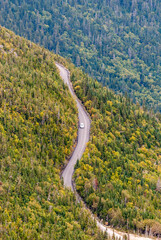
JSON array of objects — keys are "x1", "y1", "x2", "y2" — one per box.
[
  {"x1": 0, "y1": 0, "x2": 161, "y2": 110},
  {"x1": 57, "y1": 61, "x2": 161, "y2": 237},
  {"x1": 0, "y1": 26, "x2": 108, "y2": 240}
]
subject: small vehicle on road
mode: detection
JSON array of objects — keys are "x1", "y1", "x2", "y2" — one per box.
[{"x1": 80, "y1": 122, "x2": 85, "y2": 129}]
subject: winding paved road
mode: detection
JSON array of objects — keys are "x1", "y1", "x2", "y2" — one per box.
[
  {"x1": 56, "y1": 63, "x2": 90, "y2": 190},
  {"x1": 56, "y1": 63, "x2": 154, "y2": 240}
]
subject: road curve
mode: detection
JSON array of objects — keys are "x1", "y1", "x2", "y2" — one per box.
[
  {"x1": 56, "y1": 63, "x2": 90, "y2": 191},
  {"x1": 55, "y1": 63, "x2": 154, "y2": 240}
]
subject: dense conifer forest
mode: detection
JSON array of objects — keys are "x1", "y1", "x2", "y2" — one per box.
[
  {"x1": 1, "y1": 0, "x2": 161, "y2": 237},
  {"x1": 0, "y1": 0, "x2": 161, "y2": 110},
  {"x1": 0, "y1": 26, "x2": 108, "y2": 240}
]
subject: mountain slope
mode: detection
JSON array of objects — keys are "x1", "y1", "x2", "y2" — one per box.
[
  {"x1": 0, "y1": 26, "x2": 107, "y2": 240},
  {"x1": 54, "y1": 59, "x2": 161, "y2": 237},
  {"x1": 0, "y1": 0, "x2": 161, "y2": 110}
]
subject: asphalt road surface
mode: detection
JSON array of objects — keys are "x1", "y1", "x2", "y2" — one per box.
[
  {"x1": 55, "y1": 63, "x2": 90, "y2": 191},
  {"x1": 56, "y1": 63, "x2": 154, "y2": 240}
]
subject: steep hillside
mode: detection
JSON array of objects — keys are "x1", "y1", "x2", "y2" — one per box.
[
  {"x1": 0, "y1": 26, "x2": 107, "y2": 240},
  {"x1": 0, "y1": 0, "x2": 161, "y2": 110},
  {"x1": 54, "y1": 60, "x2": 161, "y2": 237}
]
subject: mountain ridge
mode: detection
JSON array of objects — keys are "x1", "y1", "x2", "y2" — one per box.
[{"x1": 0, "y1": 0, "x2": 161, "y2": 110}]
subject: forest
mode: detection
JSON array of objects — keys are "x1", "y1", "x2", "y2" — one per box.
[
  {"x1": 1, "y1": 0, "x2": 161, "y2": 238},
  {"x1": 0, "y1": 0, "x2": 161, "y2": 111},
  {"x1": 0, "y1": 26, "x2": 108, "y2": 240},
  {"x1": 56, "y1": 60, "x2": 161, "y2": 237}
]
